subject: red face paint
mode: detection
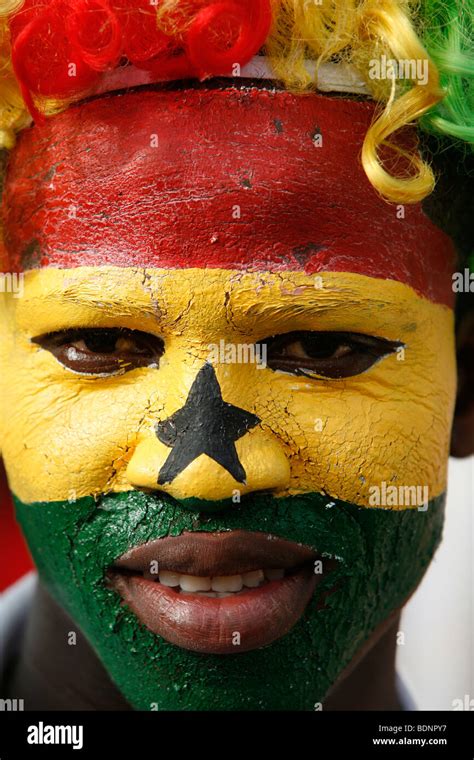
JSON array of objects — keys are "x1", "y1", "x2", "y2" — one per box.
[{"x1": 2, "y1": 87, "x2": 455, "y2": 306}]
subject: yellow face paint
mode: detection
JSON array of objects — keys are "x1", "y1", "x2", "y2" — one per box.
[{"x1": 0, "y1": 266, "x2": 455, "y2": 507}]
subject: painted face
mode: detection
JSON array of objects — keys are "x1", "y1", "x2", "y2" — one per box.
[{"x1": 0, "y1": 87, "x2": 456, "y2": 709}]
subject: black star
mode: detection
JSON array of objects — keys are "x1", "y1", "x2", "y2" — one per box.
[{"x1": 156, "y1": 363, "x2": 260, "y2": 485}]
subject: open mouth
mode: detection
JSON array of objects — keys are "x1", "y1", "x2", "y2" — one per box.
[{"x1": 108, "y1": 530, "x2": 335, "y2": 654}]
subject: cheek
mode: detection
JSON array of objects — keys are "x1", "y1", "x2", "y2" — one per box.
[
  {"x1": 1, "y1": 352, "x2": 158, "y2": 501},
  {"x1": 254, "y1": 316, "x2": 456, "y2": 505},
  {"x1": 1, "y1": 339, "x2": 216, "y2": 502}
]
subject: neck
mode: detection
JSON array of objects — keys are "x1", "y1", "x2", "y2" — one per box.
[
  {"x1": 8, "y1": 581, "x2": 402, "y2": 711},
  {"x1": 323, "y1": 611, "x2": 403, "y2": 710}
]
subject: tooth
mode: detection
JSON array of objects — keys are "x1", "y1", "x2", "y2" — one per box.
[
  {"x1": 180, "y1": 575, "x2": 211, "y2": 592},
  {"x1": 159, "y1": 571, "x2": 181, "y2": 587},
  {"x1": 197, "y1": 591, "x2": 218, "y2": 598},
  {"x1": 211, "y1": 575, "x2": 243, "y2": 592},
  {"x1": 265, "y1": 568, "x2": 285, "y2": 580},
  {"x1": 242, "y1": 570, "x2": 264, "y2": 588},
  {"x1": 216, "y1": 591, "x2": 235, "y2": 597}
]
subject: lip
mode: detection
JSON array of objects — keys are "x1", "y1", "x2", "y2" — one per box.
[{"x1": 108, "y1": 530, "x2": 336, "y2": 654}]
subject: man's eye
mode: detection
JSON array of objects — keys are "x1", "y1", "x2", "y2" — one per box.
[
  {"x1": 33, "y1": 328, "x2": 164, "y2": 375},
  {"x1": 260, "y1": 331, "x2": 403, "y2": 379}
]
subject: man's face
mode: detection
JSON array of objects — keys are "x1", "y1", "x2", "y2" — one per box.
[{"x1": 0, "y1": 88, "x2": 456, "y2": 709}]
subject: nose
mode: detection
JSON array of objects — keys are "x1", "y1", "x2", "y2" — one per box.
[{"x1": 125, "y1": 363, "x2": 290, "y2": 502}]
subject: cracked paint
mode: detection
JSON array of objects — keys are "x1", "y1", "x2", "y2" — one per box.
[{"x1": 0, "y1": 266, "x2": 455, "y2": 505}]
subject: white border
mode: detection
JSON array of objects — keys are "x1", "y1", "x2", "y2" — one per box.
[{"x1": 92, "y1": 54, "x2": 370, "y2": 97}]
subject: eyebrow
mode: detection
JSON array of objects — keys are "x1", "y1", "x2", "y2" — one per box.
[
  {"x1": 226, "y1": 291, "x2": 392, "y2": 321},
  {"x1": 22, "y1": 290, "x2": 161, "y2": 319}
]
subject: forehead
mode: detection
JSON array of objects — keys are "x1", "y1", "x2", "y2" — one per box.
[{"x1": 2, "y1": 87, "x2": 454, "y2": 305}]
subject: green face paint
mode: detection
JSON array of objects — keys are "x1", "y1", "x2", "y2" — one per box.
[{"x1": 15, "y1": 492, "x2": 444, "y2": 710}]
